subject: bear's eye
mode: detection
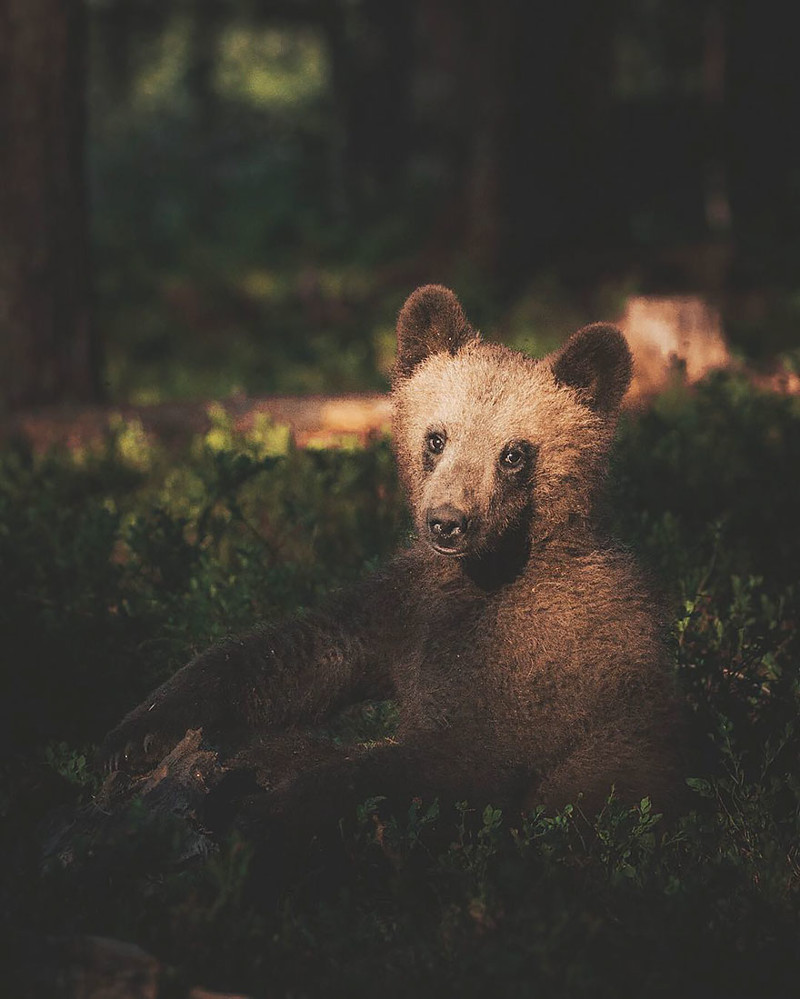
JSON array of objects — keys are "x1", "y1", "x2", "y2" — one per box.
[
  {"x1": 426, "y1": 432, "x2": 446, "y2": 455},
  {"x1": 499, "y1": 442, "x2": 531, "y2": 469}
]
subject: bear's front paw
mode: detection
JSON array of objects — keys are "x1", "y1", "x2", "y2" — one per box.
[{"x1": 99, "y1": 704, "x2": 193, "y2": 774}]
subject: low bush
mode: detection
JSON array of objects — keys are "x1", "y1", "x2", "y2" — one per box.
[{"x1": 2, "y1": 374, "x2": 799, "y2": 997}]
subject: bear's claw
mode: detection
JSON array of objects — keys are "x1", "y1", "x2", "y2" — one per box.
[
  {"x1": 103, "y1": 742, "x2": 134, "y2": 774},
  {"x1": 100, "y1": 728, "x2": 168, "y2": 775}
]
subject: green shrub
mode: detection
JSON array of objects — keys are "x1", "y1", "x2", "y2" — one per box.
[{"x1": 2, "y1": 372, "x2": 800, "y2": 996}]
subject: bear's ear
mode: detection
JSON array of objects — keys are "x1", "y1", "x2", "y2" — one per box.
[
  {"x1": 551, "y1": 323, "x2": 632, "y2": 413},
  {"x1": 394, "y1": 285, "x2": 478, "y2": 380}
]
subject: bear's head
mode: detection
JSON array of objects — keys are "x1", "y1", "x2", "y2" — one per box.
[{"x1": 392, "y1": 285, "x2": 632, "y2": 564}]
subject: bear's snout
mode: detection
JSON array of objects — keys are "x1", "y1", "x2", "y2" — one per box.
[{"x1": 426, "y1": 504, "x2": 472, "y2": 554}]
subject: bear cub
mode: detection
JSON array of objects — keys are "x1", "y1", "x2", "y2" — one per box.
[{"x1": 103, "y1": 285, "x2": 684, "y2": 829}]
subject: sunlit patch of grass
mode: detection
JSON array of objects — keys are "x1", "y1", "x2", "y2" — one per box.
[
  {"x1": 203, "y1": 404, "x2": 291, "y2": 459},
  {"x1": 239, "y1": 268, "x2": 286, "y2": 302},
  {"x1": 215, "y1": 26, "x2": 328, "y2": 109},
  {"x1": 244, "y1": 412, "x2": 292, "y2": 457},
  {"x1": 131, "y1": 15, "x2": 192, "y2": 112},
  {"x1": 304, "y1": 433, "x2": 363, "y2": 452},
  {"x1": 128, "y1": 387, "x2": 164, "y2": 406},
  {"x1": 109, "y1": 416, "x2": 156, "y2": 472}
]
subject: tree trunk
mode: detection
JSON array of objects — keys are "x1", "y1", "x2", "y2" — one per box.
[
  {"x1": 416, "y1": 0, "x2": 619, "y2": 282},
  {"x1": 726, "y1": 2, "x2": 800, "y2": 280},
  {"x1": 0, "y1": 0, "x2": 100, "y2": 411},
  {"x1": 323, "y1": 0, "x2": 416, "y2": 222},
  {"x1": 462, "y1": 0, "x2": 515, "y2": 276}
]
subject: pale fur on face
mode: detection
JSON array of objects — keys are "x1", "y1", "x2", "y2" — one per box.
[{"x1": 392, "y1": 340, "x2": 616, "y2": 554}]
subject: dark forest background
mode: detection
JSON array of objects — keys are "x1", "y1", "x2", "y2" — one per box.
[
  {"x1": 3, "y1": 0, "x2": 800, "y2": 411},
  {"x1": 5, "y1": 5, "x2": 800, "y2": 996}
]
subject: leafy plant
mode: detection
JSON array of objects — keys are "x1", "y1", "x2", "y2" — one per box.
[{"x1": 3, "y1": 371, "x2": 800, "y2": 996}]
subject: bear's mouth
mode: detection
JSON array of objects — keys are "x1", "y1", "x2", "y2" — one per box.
[
  {"x1": 424, "y1": 505, "x2": 474, "y2": 557},
  {"x1": 424, "y1": 510, "x2": 533, "y2": 585},
  {"x1": 429, "y1": 539, "x2": 470, "y2": 558}
]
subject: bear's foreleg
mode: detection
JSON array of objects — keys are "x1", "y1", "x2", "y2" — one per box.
[{"x1": 101, "y1": 584, "x2": 399, "y2": 773}]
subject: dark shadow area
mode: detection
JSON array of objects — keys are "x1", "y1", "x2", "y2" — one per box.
[
  {"x1": 2, "y1": 3, "x2": 800, "y2": 997},
  {"x1": 4, "y1": 0, "x2": 800, "y2": 409}
]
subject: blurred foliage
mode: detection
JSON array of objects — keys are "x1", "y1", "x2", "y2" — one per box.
[
  {"x1": 5, "y1": 11, "x2": 800, "y2": 991},
  {"x1": 80, "y1": 0, "x2": 800, "y2": 408},
  {"x1": 215, "y1": 26, "x2": 328, "y2": 109},
  {"x1": 2, "y1": 371, "x2": 800, "y2": 995},
  {"x1": 86, "y1": 2, "x2": 424, "y2": 402}
]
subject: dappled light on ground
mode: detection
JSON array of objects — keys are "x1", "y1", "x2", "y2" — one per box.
[
  {"x1": 621, "y1": 295, "x2": 731, "y2": 402},
  {"x1": 6, "y1": 293, "x2": 799, "y2": 456},
  {"x1": 621, "y1": 294, "x2": 800, "y2": 401}
]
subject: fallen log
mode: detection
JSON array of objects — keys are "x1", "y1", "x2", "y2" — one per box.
[{"x1": 3, "y1": 295, "x2": 798, "y2": 454}]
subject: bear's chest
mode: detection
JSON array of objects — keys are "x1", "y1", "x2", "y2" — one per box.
[
  {"x1": 394, "y1": 602, "x2": 523, "y2": 723},
  {"x1": 394, "y1": 577, "x2": 589, "y2": 738}
]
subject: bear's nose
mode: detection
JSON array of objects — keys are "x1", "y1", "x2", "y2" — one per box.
[{"x1": 427, "y1": 505, "x2": 470, "y2": 549}]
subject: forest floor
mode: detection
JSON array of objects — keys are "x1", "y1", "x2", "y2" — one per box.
[{"x1": 2, "y1": 357, "x2": 800, "y2": 998}]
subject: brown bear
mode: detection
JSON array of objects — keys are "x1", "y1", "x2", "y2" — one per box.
[{"x1": 102, "y1": 285, "x2": 685, "y2": 831}]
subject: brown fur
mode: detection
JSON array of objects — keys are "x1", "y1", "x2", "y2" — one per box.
[{"x1": 102, "y1": 285, "x2": 685, "y2": 839}]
